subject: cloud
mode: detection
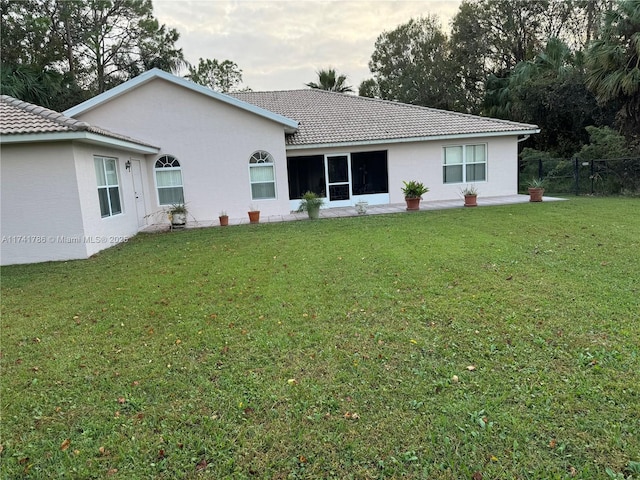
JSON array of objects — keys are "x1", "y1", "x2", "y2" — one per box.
[{"x1": 154, "y1": 0, "x2": 460, "y2": 91}]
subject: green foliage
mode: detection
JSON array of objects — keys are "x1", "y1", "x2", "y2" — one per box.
[
  {"x1": 365, "y1": 16, "x2": 461, "y2": 110},
  {"x1": 306, "y1": 68, "x2": 353, "y2": 93},
  {"x1": 578, "y1": 126, "x2": 637, "y2": 160},
  {"x1": 527, "y1": 178, "x2": 546, "y2": 189},
  {"x1": 0, "y1": 0, "x2": 186, "y2": 102},
  {"x1": 452, "y1": 0, "x2": 546, "y2": 74},
  {"x1": 451, "y1": 0, "x2": 608, "y2": 114},
  {"x1": 483, "y1": 74, "x2": 512, "y2": 119},
  {"x1": 401, "y1": 180, "x2": 429, "y2": 198},
  {"x1": 296, "y1": 191, "x2": 325, "y2": 213},
  {"x1": 136, "y1": 19, "x2": 186, "y2": 74},
  {"x1": 586, "y1": 0, "x2": 640, "y2": 137},
  {"x1": 0, "y1": 0, "x2": 62, "y2": 68},
  {"x1": 168, "y1": 203, "x2": 187, "y2": 215},
  {"x1": 363, "y1": 0, "x2": 613, "y2": 118},
  {"x1": 579, "y1": 127, "x2": 640, "y2": 193},
  {"x1": 460, "y1": 184, "x2": 479, "y2": 196},
  {"x1": 448, "y1": 0, "x2": 493, "y2": 113},
  {"x1": 516, "y1": 72, "x2": 616, "y2": 156},
  {"x1": 485, "y1": 37, "x2": 615, "y2": 155},
  {"x1": 1, "y1": 198, "x2": 639, "y2": 478},
  {"x1": 73, "y1": 0, "x2": 186, "y2": 93},
  {"x1": 358, "y1": 78, "x2": 380, "y2": 98},
  {"x1": 187, "y1": 58, "x2": 245, "y2": 92},
  {"x1": 520, "y1": 128, "x2": 640, "y2": 194},
  {"x1": 0, "y1": 64, "x2": 69, "y2": 111}
]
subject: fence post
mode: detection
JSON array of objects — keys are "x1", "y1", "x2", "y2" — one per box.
[
  {"x1": 538, "y1": 158, "x2": 543, "y2": 180},
  {"x1": 574, "y1": 157, "x2": 579, "y2": 195}
]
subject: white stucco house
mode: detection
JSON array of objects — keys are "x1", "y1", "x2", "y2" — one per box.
[{"x1": 1, "y1": 68, "x2": 539, "y2": 265}]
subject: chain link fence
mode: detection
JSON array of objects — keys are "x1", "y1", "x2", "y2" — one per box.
[{"x1": 519, "y1": 157, "x2": 640, "y2": 195}]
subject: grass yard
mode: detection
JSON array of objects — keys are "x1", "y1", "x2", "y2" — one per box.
[{"x1": 1, "y1": 197, "x2": 639, "y2": 479}]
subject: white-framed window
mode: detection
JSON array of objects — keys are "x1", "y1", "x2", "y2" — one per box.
[
  {"x1": 155, "y1": 155, "x2": 184, "y2": 205},
  {"x1": 443, "y1": 144, "x2": 487, "y2": 184},
  {"x1": 94, "y1": 156, "x2": 122, "y2": 217},
  {"x1": 249, "y1": 151, "x2": 276, "y2": 200}
]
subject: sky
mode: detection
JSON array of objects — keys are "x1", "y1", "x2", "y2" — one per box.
[{"x1": 153, "y1": 0, "x2": 462, "y2": 92}]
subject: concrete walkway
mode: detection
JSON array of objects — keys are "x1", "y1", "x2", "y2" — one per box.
[{"x1": 145, "y1": 194, "x2": 564, "y2": 232}]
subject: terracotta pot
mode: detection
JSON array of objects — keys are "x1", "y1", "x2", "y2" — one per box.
[
  {"x1": 464, "y1": 194, "x2": 478, "y2": 207},
  {"x1": 528, "y1": 187, "x2": 544, "y2": 202},
  {"x1": 219, "y1": 215, "x2": 229, "y2": 226},
  {"x1": 405, "y1": 197, "x2": 421, "y2": 211},
  {"x1": 248, "y1": 210, "x2": 260, "y2": 223}
]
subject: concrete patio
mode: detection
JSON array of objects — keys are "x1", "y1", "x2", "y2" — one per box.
[{"x1": 144, "y1": 194, "x2": 564, "y2": 232}]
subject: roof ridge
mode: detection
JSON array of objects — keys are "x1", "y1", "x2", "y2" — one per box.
[
  {"x1": 313, "y1": 90, "x2": 540, "y2": 128},
  {"x1": 1, "y1": 94, "x2": 91, "y2": 131}
]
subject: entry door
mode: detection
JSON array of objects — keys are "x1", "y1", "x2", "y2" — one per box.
[
  {"x1": 326, "y1": 154, "x2": 351, "y2": 204},
  {"x1": 131, "y1": 159, "x2": 147, "y2": 228}
]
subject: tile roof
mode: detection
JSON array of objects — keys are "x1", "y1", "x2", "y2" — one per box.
[
  {"x1": 231, "y1": 89, "x2": 539, "y2": 147},
  {"x1": 0, "y1": 95, "x2": 157, "y2": 148},
  {"x1": 0, "y1": 95, "x2": 92, "y2": 134}
]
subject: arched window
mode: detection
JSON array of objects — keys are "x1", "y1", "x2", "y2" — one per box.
[
  {"x1": 249, "y1": 151, "x2": 276, "y2": 200},
  {"x1": 155, "y1": 155, "x2": 184, "y2": 205}
]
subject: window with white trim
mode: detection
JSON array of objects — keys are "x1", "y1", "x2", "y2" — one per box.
[
  {"x1": 443, "y1": 144, "x2": 487, "y2": 184},
  {"x1": 94, "y1": 156, "x2": 122, "y2": 217},
  {"x1": 155, "y1": 155, "x2": 184, "y2": 205},
  {"x1": 249, "y1": 151, "x2": 276, "y2": 199}
]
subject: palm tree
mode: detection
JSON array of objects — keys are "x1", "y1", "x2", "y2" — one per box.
[
  {"x1": 305, "y1": 68, "x2": 353, "y2": 93},
  {"x1": 484, "y1": 38, "x2": 577, "y2": 119},
  {"x1": 586, "y1": 0, "x2": 640, "y2": 134}
]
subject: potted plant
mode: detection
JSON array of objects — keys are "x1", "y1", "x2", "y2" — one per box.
[
  {"x1": 401, "y1": 180, "x2": 429, "y2": 210},
  {"x1": 528, "y1": 178, "x2": 545, "y2": 202},
  {"x1": 219, "y1": 210, "x2": 229, "y2": 226},
  {"x1": 168, "y1": 203, "x2": 187, "y2": 228},
  {"x1": 355, "y1": 200, "x2": 368, "y2": 215},
  {"x1": 248, "y1": 205, "x2": 260, "y2": 224},
  {"x1": 461, "y1": 185, "x2": 478, "y2": 207},
  {"x1": 296, "y1": 191, "x2": 324, "y2": 219}
]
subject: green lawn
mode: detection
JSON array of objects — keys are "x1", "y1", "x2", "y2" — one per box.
[{"x1": 1, "y1": 197, "x2": 639, "y2": 479}]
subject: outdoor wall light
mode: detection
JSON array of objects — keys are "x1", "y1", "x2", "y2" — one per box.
[{"x1": 125, "y1": 160, "x2": 131, "y2": 171}]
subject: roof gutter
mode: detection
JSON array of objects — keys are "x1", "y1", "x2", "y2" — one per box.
[
  {"x1": 286, "y1": 128, "x2": 542, "y2": 151},
  {"x1": 0, "y1": 131, "x2": 160, "y2": 154}
]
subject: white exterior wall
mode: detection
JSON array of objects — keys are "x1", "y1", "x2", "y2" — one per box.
[
  {"x1": 1, "y1": 142, "x2": 152, "y2": 265},
  {"x1": 290, "y1": 135, "x2": 520, "y2": 204},
  {"x1": 73, "y1": 79, "x2": 291, "y2": 221},
  {"x1": 72, "y1": 143, "x2": 149, "y2": 257},
  {"x1": 0, "y1": 143, "x2": 87, "y2": 265}
]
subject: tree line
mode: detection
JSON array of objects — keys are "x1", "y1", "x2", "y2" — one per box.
[
  {"x1": 2, "y1": 0, "x2": 638, "y2": 172},
  {"x1": 355, "y1": 0, "x2": 639, "y2": 160},
  {"x1": 0, "y1": 0, "x2": 244, "y2": 111}
]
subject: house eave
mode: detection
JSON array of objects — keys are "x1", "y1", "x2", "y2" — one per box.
[
  {"x1": 285, "y1": 129, "x2": 541, "y2": 151},
  {"x1": 0, "y1": 131, "x2": 160, "y2": 154}
]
